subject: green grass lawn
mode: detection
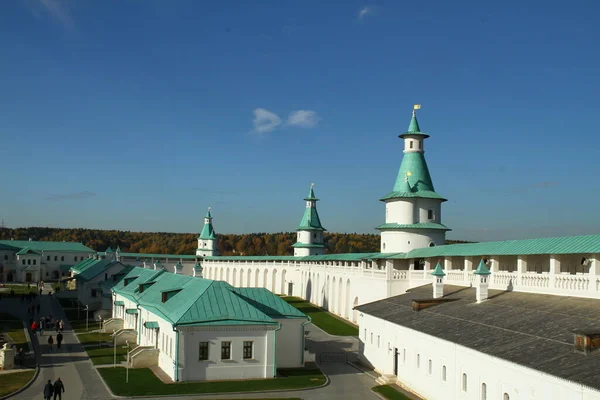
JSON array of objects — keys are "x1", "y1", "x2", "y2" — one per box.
[
  {"x1": 0, "y1": 284, "x2": 39, "y2": 298},
  {"x1": 77, "y1": 332, "x2": 113, "y2": 345},
  {"x1": 0, "y1": 313, "x2": 30, "y2": 352},
  {"x1": 0, "y1": 370, "x2": 35, "y2": 397},
  {"x1": 98, "y1": 365, "x2": 326, "y2": 396},
  {"x1": 281, "y1": 297, "x2": 359, "y2": 336},
  {"x1": 85, "y1": 346, "x2": 127, "y2": 365},
  {"x1": 372, "y1": 385, "x2": 413, "y2": 400}
]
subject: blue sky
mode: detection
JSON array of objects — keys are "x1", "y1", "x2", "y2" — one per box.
[{"x1": 1, "y1": 0, "x2": 599, "y2": 242}]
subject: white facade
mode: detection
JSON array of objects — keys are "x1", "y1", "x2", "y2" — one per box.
[
  {"x1": 380, "y1": 229, "x2": 446, "y2": 253},
  {"x1": 77, "y1": 262, "x2": 129, "y2": 309},
  {"x1": 358, "y1": 312, "x2": 600, "y2": 400}
]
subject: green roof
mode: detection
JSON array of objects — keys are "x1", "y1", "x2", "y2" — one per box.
[
  {"x1": 297, "y1": 207, "x2": 325, "y2": 231},
  {"x1": 399, "y1": 112, "x2": 430, "y2": 138},
  {"x1": 76, "y1": 260, "x2": 129, "y2": 282},
  {"x1": 0, "y1": 240, "x2": 94, "y2": 253},
  {"x1": 199, "y1": 211, "x2": 217, "y2": 240},
  {"x1": 204, "y1": 255, "x2": 299, "y2": 262},
  {"x1": 384, "y1": 151, "x2": 445, "y2": 202},
  {"x1": 175, "y1": 262, "x2": 183, "y2": 271},
  {"x1": 15, "y1": 247, "x2": 41, "y2": 256},
  {"x1": 144, "y1": 321, "x2": 159, "y2": 329},
  {"x1": 106, "y1": 247, "x2": 114, "y2": 253},
  {"x1": 116, "y1": 246, "x2": 122, "y2": 253},
  {"x1": 193, "y1": 263, "x2": 202, "y2": 271},
  {"x1": 291, "y1": 243, "x2": 325, "y2": 248},
  {"x1": 126, "y1": 309, "x2": 138, "y2": 315},
  {"x1": 376, "y1": 222, "x2": 451, "y2": 231},
  {"x1": 114, "y1": 300, "x2": 124, "y2": 306},
  {"x1": 111, "y1": 267, "x2": 308, "y2": 327},
  {"x1": 474, "y1": 259, "x2": 491, "y2": 275},
  {"x1": 304, "y1": 185, "x2": 318, "y2": 201},
  {"x1": 431, "y1": 262, "x2": 446, "y2": 277},
  {"x1": 232, "y1": 288, "x2": 307, "y2": 319},
  {"x1": 380, "y1": 190, "x2": 447, "y2": 201},
  {"x1": 117, "y1": 252, "x2": 197, "y2": 260},
  {"x1": 71, "y1": 258, "x2": 98, "y2": 274}
]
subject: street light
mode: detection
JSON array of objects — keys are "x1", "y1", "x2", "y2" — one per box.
[
  {"x1": 85, "y1": 305, "x2": 89, "y2": 331},
  {"x1": 113, "y1": 329, "x2": 116, "y2": 368},
  {"x1": 98, "y1": 316, "x2": 102, "y2": 348},
  {"x1": 125, "y1": 340, "x2": 130, "y2": 383}
]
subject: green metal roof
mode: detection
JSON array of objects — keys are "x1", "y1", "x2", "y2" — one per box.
[
  {"x1": 125, "y1": 309, "x2": 138, "y2": 315},
  {"x1": 232, "y1": 288, "x2": 307, "y2": 319},
  {"x1": 118, "y1": 252, "x2": 197, "y2": 260},
  {"x1": 431, "y1": 262, "x2": 446, "y2": 277},
  {"x1": 144, "y1": 321, "x2": 159, "y2": 329},
  {"x1": 193, "y1": 262, "x2": 203, "y2": 271},
  {"x1": 114, "y1": 300, "x2": 124, "y2": 306},
  {"x1": 76, "y1": 260, "x2": 130, "y2": 282},
  {"x1": 304, "y1": 185, "x2": 319, "y2": 201},
  {"x1": 204, "y1": 255, "x2": 298, "y2": 261},
  {"x1": 474, "y1": 259, "x2": 491, "y2": 275},
  {"x1": 297, "y1": 207, "x2": 325, "y2": 231},
  {"x1": 116, "y1": 246, "x2": 122, "y2": 253},
  {"x1": 199, "y1": 213, "x2": 217, "y2": 240},
  {"x1": 291, "y1": 243, "x2": 325, "y2": 248},
  {"x1": 380, "y1": 190, "x2": 447, "y2": 201},
  {"x1": 15, "y1": 247, "x2": 41, "y2": 256},
  {"x1": 106, "y1": 247, "x2": 114, "y2": 253},
  {"x1": 376, "y1": 222, "x2": 451, "y2": 231},
  {"x1": 385, "y1": 151, "x2": 445, "y2": 202},
  {"x1": 175, "y1": 262, "x2": 183, "y2": 271},
  {"x1": 70, "y1": 258, "x2": 98, "y2": 274},
  {"x1": 0, "y1": 240, "x2": 94, "y2": 253},
  {"x1": 399, "y1": 112, "x2": 430, "y2": 138}
]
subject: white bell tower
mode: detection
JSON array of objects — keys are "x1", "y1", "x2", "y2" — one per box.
[{"x1": 292, "y1": 184, "x2": 326, "y2": 257}]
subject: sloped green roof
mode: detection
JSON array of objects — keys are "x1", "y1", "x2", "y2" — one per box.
[
  {"x1": 175, "y1": 262, "x2": 183, "y2": 271},
  {"x1": 304, "y1": 185, "x2": 319, "y2": 201},
  {"x1": 376, "y1": 222, "x2": 451, "y2": 231},
  {"x1": 77, "y1": 261, "x2": 131, "y2": 282},
  {"x1": 204, "y1": 255, "x2": 298, "y2": 261},
  {"x1": 431, "y1": 262, "x2": 446, "y2": 276},
  {"x1": 118, "y1": 252, "x2": 197, "y2": 260},
  {"x1": 291, "y1": 243, "x2": 325, "y2": 248},
  {"x1": 297, "y1": 207, "x2": 325, "y2": 231},
  {"x1": 199, "y1": 217, "x2": 217, "y2": 240},
  {"x1": 383, "y1": 151, "x2": 445, "y2": 202},
  {"x1": 126, "y1": 309, "x2": 138, "y2": 315},
  {"x1": 71, "y1": 258, "x2": 98, "y2": 274},
  {"x1": 232, "y1": 288, "x2": 307, "y2": 319},
  {"x1": 144, "y1": 321, "x2": 159, "y2": 329},
  {"x1": 474, "y1": 259, "x2": 491, "y2": 275},
  {"x1": 0, "y1": 240, "x2": 94, "y2": 253},
  {"x1": 399, "y1": 113, "x2": 429, "y2": 138},
  {"x1": 114, "y1": 300, "x2": 124, "y2": 306},
  {"x1": 15, "y1": 247, "x2": 41, "y2": 256},
  {"x1": 193, "y1": 262, "x2": 203, "y2": 271},
  {"x1": 106, "y1": 247, "x2": 114, "y2": 253}
]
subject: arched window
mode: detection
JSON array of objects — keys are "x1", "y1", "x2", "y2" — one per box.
[
  {"x1": 416, "y1": 354, "x2": 420, "y2": 368},
  {"x1": 441, "y1": 365, "x2": 446, "y2": 381},
  {"x1": 429, "y1": 242, "x2": 436, "y2": 247},
  {"x1": 481, "y1": 383, "x2": 487, "y2": 400},
  {"x1": 503, "y1": 394, "x2": 510, "y2": 400},
  {"x1": 462, "y1": 373, "x2": 467, "y2": 392},
  {"x1": 428, "y1": 359, "x2": 432, "y2": 374}
]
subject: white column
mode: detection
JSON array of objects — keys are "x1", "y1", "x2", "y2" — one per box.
[
  {"x1": 423, "y1": 259, "x2": 431, "y2": 271},
  {"x1": 463, "y1": 257, "x2": 473, "y2": 283},
  {"x1": 443, "y1": 257, "x2": 452, "y2": 271},
  {"x1": 549, "y1": 255, "x2": 560, "y2": 288},
  {"x1": 588, "y1": 255, "x2": 599, "y2": 294},
  {"x1": 517, "y1": 256, "x2": 528, "y2": 288}
]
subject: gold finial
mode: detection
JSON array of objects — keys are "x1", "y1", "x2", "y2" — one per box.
[
  {"x1": 311, "y1": 183, "x2": 315, "y2": 187},
  {"x1": 413, "y1": 104, "x2": 421, "y2": 116}
]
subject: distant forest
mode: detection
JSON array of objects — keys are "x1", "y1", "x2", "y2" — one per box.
[{"x1": 0, "y1": 227, "x2": 472, "y2": 256}]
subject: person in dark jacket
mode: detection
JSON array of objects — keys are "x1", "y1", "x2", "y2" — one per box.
[
  {"x1": 43, "y1": 380, "x2": 54, "y2": 400},
  {"x1": 47, "y1": 335, "x2": 54, "y2": 351},
  {"x1": 53, "y1": 378, "x2": 65, "y2": 400},
  {"x1": 56, "y1": 332, "x2": 63, "y2": 349}
]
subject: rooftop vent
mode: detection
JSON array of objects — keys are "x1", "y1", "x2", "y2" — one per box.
[{"x1": 573, "y1": 331, "x2": 600, "y2": 355}]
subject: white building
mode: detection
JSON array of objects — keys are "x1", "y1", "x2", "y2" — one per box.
[
  {"x1": 0, "y1": 239, "x2": 95, "y2": 283},
  {"x1": 108, "y1": 266, "x2": 309, "y2": 382}
]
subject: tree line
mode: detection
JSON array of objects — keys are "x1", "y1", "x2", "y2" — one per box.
[{"x1": 0, "y1": 227, "x2": 472, "y2": 256}]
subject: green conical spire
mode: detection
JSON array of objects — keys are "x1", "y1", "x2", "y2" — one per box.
[
  {"x1": 304, "y1": 183, "x2": 319, "y2": 201},
  {"x1": 474, "y1": 259, "x2": 491, "y2": 275},
  {"x1": 407, "y1": 110, "x2": 421, "y2": 133},
  {"x1": 431, "y1": 262, "x2": 446, "y2": 277},
  {"x1": 199, "y1": 208, "x2": 217, "y2": 240}
]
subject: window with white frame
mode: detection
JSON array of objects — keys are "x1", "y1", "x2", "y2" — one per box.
[
  {"x1": 503, "y1": 394, "x2": 509, "y2": 400},
  {"x1": 428, "y1": 359, "x2": 432, "y2": 375},
  {"x1": 243, "y1": 341, "x2": 254, "y2": 359},
  {"x1": 481, "y1": 383, "x2": 487, "y2": 400},
  {"x1": 416, "y1": 354, "x2": 420, "y2": 368},
  {"x1": 462, "y1": 373, "x2": 467, "y2": 392},
  {"x1": 442, "y1": 365, "x2": 446, "y2": 381}
]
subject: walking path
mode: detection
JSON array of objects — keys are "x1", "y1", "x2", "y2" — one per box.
[{"x1": 8, "y1": 287, "x2": 111, "y2": 400}]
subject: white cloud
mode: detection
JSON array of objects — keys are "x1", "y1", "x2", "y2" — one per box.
[
  {"x1": 358, "y1": 6, "x2": 373, "y2": 20},
  {"x1": 286, "y1": 110, "x2": 321, "y2": 128},
  {"x1": 252, "y1": 108, "x2": 282, "y2": 134},
  {"x1": 23, "y1": 0, "x2": 74, "y2": 29}
]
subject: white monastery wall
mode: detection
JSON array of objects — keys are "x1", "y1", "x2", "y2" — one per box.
[{"x1": 358, "y1": 312, "x2": 600, "y2": 400}]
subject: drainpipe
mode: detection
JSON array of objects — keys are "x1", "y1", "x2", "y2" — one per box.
[
  {"x1": 173, "y1": 326, "x2": 180, "y2": 382},
  {"x1": 273, "y1": 322, "x2": 282, "y2": 377},
  {"x1": 301, "y1": 316, "x2": 312, "y2": 364},
  {"x1": 136, "y1": 305, "x2": 142, "y2": 344}
]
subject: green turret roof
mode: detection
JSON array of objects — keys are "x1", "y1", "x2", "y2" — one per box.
[
  {"x1": 297, "y1": 206, "x2": 325, "y2": 231},
  {"x1": 175, "y1": 261, "x2": 183, "y2": 271},
  {"x1": 304, "y1": 184, "x2": 319, "y2": 201},
  {"x1": 381, "y1": 111, "x2": 446, "y2": 202},
  {"x1": 474, "y1": 259, "x2": 491, "y2": 275},
  {"x1": 116, "y1": 246, "x2": 122, "y2": 253},
  {"x1": 431, "y1": 262, "x2": 446, "y2": 277},
  {"x1": 193, "y1": 262, "x2": 203, "y2": 271},
  {"x1": 199, "y1": 209, "x2": 217, "y2": 240}
]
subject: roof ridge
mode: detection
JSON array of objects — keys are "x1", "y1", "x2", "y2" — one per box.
[{"x1": 174, "y1": 279, "x2": 218, "y2": 325}]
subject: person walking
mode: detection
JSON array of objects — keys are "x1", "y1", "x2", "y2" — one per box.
[
  {"x1": 55, "y1": 319, "x2": 60, "y2": 333},
  {"x1": 39, "y1": 320, "x2": 44, "y2": 336},
  {"x1": 31, "y1": 320, "x2": 38, "y2": 336},
  {"x1": 53, "y1": 378, "x2": 65, "y2": 400},
  {"x1": 47, "y1": 335, "x2": 54, "y2": 351},
  {"x1": 43, "y1": 379, "x2": 54, "y2": 400},
  {"x1": 56, "y1": 332, "x2": 63, "y2": 349}
]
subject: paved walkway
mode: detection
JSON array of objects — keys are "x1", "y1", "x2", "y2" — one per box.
[{"x1": 8, "y1": 287, "x2": 111, "y2": 400}]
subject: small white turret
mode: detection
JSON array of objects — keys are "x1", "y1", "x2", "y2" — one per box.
[
  {"x1": 431, "y1": 261, "x2": 446, "y2": 299},
  {"x1": 292, "y1": 184, "x2": 326, "y2": 257},
  {"x1": 196, "y1": 208, "x2": 219, "y2": 257},
  {"x1": 474, "y1": 259, "x2": 491, "y2": 303},
  {"x1": 193, "y1": 262, "x2": 203, "y2": 278}
]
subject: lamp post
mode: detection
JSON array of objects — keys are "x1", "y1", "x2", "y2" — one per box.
[
  {"x1": 98, "y1": 316, "x2": 102, "y2": 348},
  {"x1": 113, "y1": 329, "x2": 116, "y2": 368},
  {"x1": 85, "y1": 305, "x2": 89, "y2": 331},
  {"x1": 125, "y1": 340, "x2": 130, "y2": 383}
]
